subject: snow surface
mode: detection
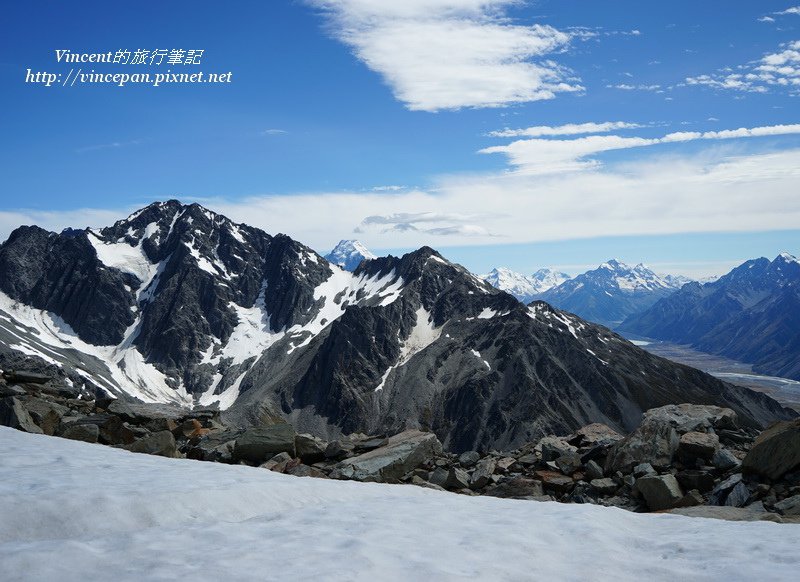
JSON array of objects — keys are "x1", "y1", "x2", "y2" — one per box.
[
  {"x1": 481, "y1": 267, "x2": 570, "y2": 301},
  {"x1": 88, "y1": 229, "x2": 158, "y2": 283},
  {"x1": 1, "y1": 427, "x2": 798, "y2": 582},
  {"x1": 324, "y1": 239, "x2": 376, "y2": 271},
  {"x1": 376, "y1": 307, "x2": 441, "y2": 391}
]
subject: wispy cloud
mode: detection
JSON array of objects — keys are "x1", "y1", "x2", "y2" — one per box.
[
  {"x1": 480, "y1": 123, "x2": 800, "y2": 175},
  {"x1": 488, "y1": 121, "x2": 642, "y2": 138},
  {"x1": 75, "y1": 139, "x2": 143, "y2": 154},
  {"x1": 261, "y1": 129, "x2": 288, "y2": 136},
  {"x1": 0, "y1": 207, "x2": 131, "y2": 243},
  {"x1": 607, "y1": 83, "x2": 662, "y2": 92},
  {"x1": 307, "y1": 0, "x2": 581, "y2": 111}
]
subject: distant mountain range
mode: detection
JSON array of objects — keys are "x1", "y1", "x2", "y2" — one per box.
[
  {"x1": 619, "y1": 253, "x2": 800, "y2": 381},
  {"x1": 0, "y1": 201, "x2": 790, "y2": 452},
  {"x1": 527, "y1": 260, "x2": 690, "y2": 328},
  {"x1": 481, "y1": 267, "x2": 570, "y2": 303},
  {"x1": 324, "y1": 239, "x2": 376, "y2": 271}
]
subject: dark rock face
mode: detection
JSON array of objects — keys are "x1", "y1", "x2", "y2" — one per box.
[
  {"x1": 742, "y1": 418, "x2": 800, "y2": 480},
  {"x1": 0, "y1": 201, "x2": 796, "y2": 454},
  {"x1": 619, "y1": 253, "x2": 800, "y2": 380}
]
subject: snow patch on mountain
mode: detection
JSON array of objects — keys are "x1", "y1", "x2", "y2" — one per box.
[{"x1": 88, "y1": 229, "x2": 158, "y2": 284}]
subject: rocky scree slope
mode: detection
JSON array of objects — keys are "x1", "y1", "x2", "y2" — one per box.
[{"x1": 0, "y1": 201, "x2": 794, "y2": 452}]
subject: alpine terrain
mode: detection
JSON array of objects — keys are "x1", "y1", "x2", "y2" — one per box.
[
  {"x1": 0, "y1": 201, "x2": 793, "y2": 452},
  {"x1": 619, "y1": 253, "x2": 800, "y2": 381},
  {"x1": 535, "y1": 260, "x2": 691, "y2": 328},
  {"x1": 324, "y1": 239, "x2": 376, "y2": 271},
  {"x1": 482, "y1": 267, "x2": 570, "y2": 303}
]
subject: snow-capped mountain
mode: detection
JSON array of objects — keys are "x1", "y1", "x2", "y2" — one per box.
[
  {"x1": 0, "y1": 202, "x2": 789, "y2": 451},
  {"x1": 535, "y1": 259, "x2": 689, "y2": 328},
  {"x1": 620, "y1": 252, "x2": 800, "y2": 380},
  {"x1": 324, "y1": 239, "x2": 376, "y2": 271},
  {"x1": 482, "y1": 267, "x2": 570, "y2": 303}
]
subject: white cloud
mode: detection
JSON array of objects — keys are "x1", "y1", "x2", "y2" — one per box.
[
  {"x1": 776, "y1": 6, "x2": 800, "y2": 15},
  {"x1": 607, "y1": 84, "x2": 662, "y2": 91},
  {"x1": 480, "y1": 124, "x2": 800, "y2": 175},
  {"x1": 684, "y1": 40, "x2": 800, "y2": 93},
  {"x1": 759, "y1": 16, "x2": 776, "y2": 23},
  {"x1": 261, "y1": 129, "x2": 287, "y2": 135},
  {"x1": 307, "y1": 0, "x2": 581, "y2": 111},
  {"x1": 488, "y1": 121, "x2": 641, "y2": 138},
  {"x1": 196, "y1": 145, "x2": 800, "y2": 251}
]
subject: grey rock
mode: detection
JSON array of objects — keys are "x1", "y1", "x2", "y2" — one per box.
[
  {"x1": 636, "y1": 404, "x2": 738, "y2": 434},
  {"x1": 411, "y1": 476, "x2": 446, "y2": 491},
  {"x1": 484, "y1": 477, "x2": 545, "y2": 499},
  {"x1": 674, "y1": 489, "x2": 705, "y2": 508},
  {"x1": 590, "y1": 478, "x2": 618, "y2": 495},
  {"x1": 0, "y1": 384, "x2": 26, "y2": 397},
  {"x1": 568, "y1": 423, "x2": 624, "y2": 448},
  {"x1": 126, "y1": 430, "x2": 179, "y2": 458},
  {"x1": 585, "y1": 459, "x2": 604, "y2": 480},
  {"x1": 495, "y1": 457, "x2": 518, "y2": 472},
  {"x1": 23, "y1": 397, "x2": 69, "y2": 436},
  {"x1": 331, "y1": 430, "x2": 442, "y2": 483},
  {"x1": 0, "y1": 397, "x2": 43, "y2": 434},
  {"x1": 742, "y1": 418, "x2": 800, "y2": 480},
  {"x1": 444, "y1": 467, "x2": 471, "y2": 490},
  {"x1": 678, "y1": 431, "x2": 720, "y2": 460},
  {"x1": 325, "y1": 440, "x2": 355, "y2": 460},
  {"x1": 709, "y1": 473, "x2": 743, "y2": 506},
  {"x1": 636, "y1": 474, "x2": 684, "y2": 511},
  {"x1": 428, "y1": 467, "x2": 449, "y2": 487},
  {"x1": 773, "y1": 494, "x2": 800, "y2": 516},
  {"x1": 458, "y1": 450, "x2": 480, "y2": 468},
  {"x1": 295, "y1": 433, "x2": 327, "y2": 464},
  {"x1": 711, "y1": 448, "x2": 741, "y2": 471},
  {"x1": 724, "y1": 481, "x2": 750, "y2": 508},
  {"x1": 606, "y1": 415, "x2": 679, "y2": 473},
  {"x1": 555, "y1": 452, "x2": 582, "y2": 476},
  {"x1": 633, "y1": 462, "x2": 657, "y2": 478},
  {"x1": 233, "y1": 424, "x2": 296, "y2": 464},
  {"x1": 470, "y1": 457, "x2": 497, "y2": 489},
  {"x1": 666, "y1": 506, "x2": 787, "y2": 523},
  {"x1": 286, "y1": 463, "x2": 328, "y2": 479},
  {"x1": 676, "y1": 470, "x2": 715, "y2": 493},
  {"x1": 2, "y1": 370, "x2": 51, "y2": 384},
  {"x1": 61, "y1": 423, "x2": 99, "y2": 443},
  {"x1": 539, "y1": 436, "x2": 577, "y2": 462}
]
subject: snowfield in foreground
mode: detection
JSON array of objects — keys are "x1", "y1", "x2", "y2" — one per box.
[{"x1": 1, "y1": 427, "x2": 798, "y2": 582}]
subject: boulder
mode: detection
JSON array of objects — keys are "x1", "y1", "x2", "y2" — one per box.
[
  {"x1": 325, "y1": 440, "x2": 355, "y2": 460},
  {"x1": 0, "y1": 397, "x2": 43, "y2": 434},
  {"x1": 330, "y1": 430, "x2": 442, "y2": 483},
  {"x1": 286, "y1": 464, "x2": 328, "y2": 479},
  {"x1": 633, "y1": 462, "x2": 657, "y2": 478},
  {"x1": 676, "y1": 470, "x2": 715, "y2": 493},
  {"x1": 667, "y1": 506, "x2": 785, "y2": 523},
  {"x1": 428, "y1": 467, "x2": 449, "y2": 487},
  {"x1": 678, "y1": 431, "x2": 719, "y2": 460},
  {"x1": 458, "y1": 450, "x2": 480, "y2": 468},
  {"x1": 533, "y1": 470, "x2": 574, "y2": 494},
  {"x1": 590, "y1": 478, "x2": 618, "y2": 495},
  {"x1": 538, "y1": 436, "x2": 577, "y2": 461},
  {"x1": 233, "y1": 424, "x2": 296, "y2": 464},
  {"x1": 260, "y1": 451, "x2": 293, "y2": 472},
  {"x1": 444, "y1": 467, "x2": 471, "y2": 490},
  {"x1": 708, "y1": 473, "x2": 743, "y2": 506},
  {"x1": 741, "y1": 418, "x2": 800, "y2": 480},
  {"x1": 568, "y1": 423, "x2": 624, "y2": 448},
  {"x1": 774, "y1": 495, "x2": 800, "y2": 516},
  {"x1": 585, "y1": 460, "x2": 604, "y2": 480},
  {"x1": 23, "y1": 397, "x2": 69, "y2": 436},
  {"x1": 495, "y1": 457, "x2": 518, "y2": 472},
  {"x1": 0, "y1": 384, "x2": 26, "y2": 398},
  {"x1": 555, "y1": 452, "x2": 582, "y2": 476},
  {"x1": 107, "y1": 400, "x2": 177, "y2": 423},
  {"x1": 635, "y1": 474, "x2": 683, "y2": 511},
  {"x1": 61, "y1": 423, "x2": 99, "y2": 443},
  {"x1": 674, "y1": 490, "x2": 705, "y2": 508},
  {"x1": 126, "y1": 431, "x2": 180, "y2": 458},
  {"x1": 295, "y1": 433, "x2": 328, "y2": 464},
  {"x1": 711, "y1": 448, "x2": 741, "y2": 471},
  {"x1": 2, "y1": 370, "x2": 51, "y2": 384},
  {"x1": 641, "y1": 404, "x2": 737, "y2": 434},
  {"x1": 606, "y1": 419, "x2": 678, "y2": 473},
  {"x1": 724, "y1": 481, "x2": 750, "y2": 508},
  {"x1": 470, "y1": 457, "x2": 497, "y2": 489},
  {"x1": 485, "y1": 477, "x2": 545, "y2": 499}
]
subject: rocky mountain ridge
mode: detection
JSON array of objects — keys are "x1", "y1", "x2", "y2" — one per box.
[
  {"x1": 481, "y1": 267, "x2": 570, "y2": 303},
  {"x1": 0, "y1": 201, "x2": 794, "y2": 452}
]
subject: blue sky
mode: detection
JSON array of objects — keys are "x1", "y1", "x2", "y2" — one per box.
[{"x1": 1, "y1": 0, "x2": 799, "y2": 277}]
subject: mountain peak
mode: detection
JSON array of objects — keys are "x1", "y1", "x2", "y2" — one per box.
[
  {"x1": 776, "y1": 251, "x2": 799, "y2": 264},
  {"x1": 324, "y1": 239, "x2": 376, "y2": 271}
]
